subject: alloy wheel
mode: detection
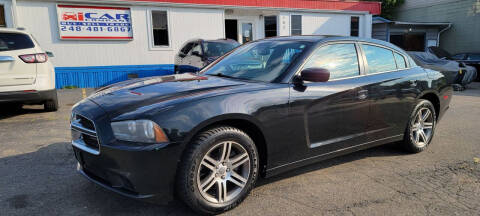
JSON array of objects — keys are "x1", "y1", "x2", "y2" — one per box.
[
  {"x1": 197, "y1": 141, "x2": 250, "y2": 204},
  {"x1": 410, "y1": 107, "x2": 434, "y2": 148}
]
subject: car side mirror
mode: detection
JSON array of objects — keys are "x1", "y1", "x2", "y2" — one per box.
[
  {"x1": 46, "y1": 51, "x2": 54, "y2": 57},
  {"x1": 192, "y1": 51, "x2": 202, "y2": 57},
  {"x1": 300, "y1": 67, "x2": 330, "y2": 82}
]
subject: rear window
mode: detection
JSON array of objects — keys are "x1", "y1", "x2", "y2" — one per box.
[
  {"x1": 0, "y1": 33, "x2": 35, "y2": 52},
  {"x1": 203, "y1": 42, "x2": 239, "y2": 58}
]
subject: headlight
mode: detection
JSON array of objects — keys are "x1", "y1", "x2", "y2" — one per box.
[{"x1": 111, "y1": 120, "x2": 168, "y2": 143}]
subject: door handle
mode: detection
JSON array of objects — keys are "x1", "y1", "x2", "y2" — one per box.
[
  {"x1": 0, "y1": 56, "x2": 15, "y2": 62},
  {"x1": 357, "y1": 90, "x2": 368, "y2": 100}
]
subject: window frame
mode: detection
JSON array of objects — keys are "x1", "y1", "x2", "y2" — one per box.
[
  {"x1": 357, "y1": 42, "x2": 413, "y2": 75},
  {"x1": 293, "y1": 41, "x2": 365, "y2": 82},
  {"x1": 350, "y1": 16, "x2": 359, "y2": 37},
  {"x1": 264, "y1": 15, "x2": 278, "y2": 38},
  {"x1": 147, "y1": 8, "x2": 172, "y2": 51},
  {"x1": 290, "y1": 41, "x2": 416, "y2": 83},
  {"x1": 290, "y1": 14, "x2": 302, "y2": 36}
]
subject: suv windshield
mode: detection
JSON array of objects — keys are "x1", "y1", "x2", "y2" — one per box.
[
  {"x1": 203, "y1": 41, "x2": 239, "y2": 58},
  {"x1": 204, "y1": 40, "x2": 310, "y2": 82},
  {"x1": 0, "y1": 33, "x2": 35, "y2": 52}
]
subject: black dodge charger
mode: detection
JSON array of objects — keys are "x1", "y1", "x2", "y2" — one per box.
[{"x1": 70, "y1": 36, "x2": 452, "y2": 214}]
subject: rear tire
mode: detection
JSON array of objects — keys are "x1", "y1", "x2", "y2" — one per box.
[
  {"x1": 403, "y1": 100, "x2": 436, "y2": 153},
  {"x1": 44, "y1": 92, "x2": 59, "y2": 112},
  {"x1": 177, "y1": 126, "x2": 259, "y2": 215}
]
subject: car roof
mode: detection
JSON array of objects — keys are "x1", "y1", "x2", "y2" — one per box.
[
  {"x1": 259, "y1": 35, "x2": 405, "y2": 52},
  {"x1": 0, "y1": 28, "x2": 30, "y2": 34}
]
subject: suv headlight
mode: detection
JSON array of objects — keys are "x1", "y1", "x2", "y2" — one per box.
[{"x1": 111, "y1": 120, "x2": 168, "y2": 143}]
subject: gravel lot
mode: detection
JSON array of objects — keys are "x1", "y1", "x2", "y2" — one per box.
[{"x1": 1, "y1": 84, "x2": 479, "y2": 216}]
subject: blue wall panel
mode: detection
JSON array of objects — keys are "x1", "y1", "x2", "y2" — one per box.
[{"x1": 55, "y1": 64, "x2": 174, "y2": 89}]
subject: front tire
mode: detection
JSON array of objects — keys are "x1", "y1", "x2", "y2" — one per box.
[
  {"x1": 177, "y1": 126, "x2": 259, "y2": 215},
  {"x1": 403, "y1": 100, "x2": 436, "y2": 153}
]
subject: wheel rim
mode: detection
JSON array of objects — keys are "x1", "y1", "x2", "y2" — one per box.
[
  {"x1": 410, "y1": 107, "x2": 434, "y2": 148},
  {"x1": 196, "y1": 141, "x2": 250, "y2": 204}
]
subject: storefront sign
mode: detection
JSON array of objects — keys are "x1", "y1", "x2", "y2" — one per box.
[{"x1": 57, "y1": 5, "x2": 133, "y2": 40}]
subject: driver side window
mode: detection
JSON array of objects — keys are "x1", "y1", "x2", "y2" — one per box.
[
  {"x1": 303, "y1": 43, "x2": 360, "y2": 80},
  {"x1": 190, "y1": 43, "x2": 202, "y2": 56}
]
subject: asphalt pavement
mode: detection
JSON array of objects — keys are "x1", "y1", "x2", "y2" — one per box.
[{"x1": 1, "y1": 84, "x2": 479, "y2": 216}]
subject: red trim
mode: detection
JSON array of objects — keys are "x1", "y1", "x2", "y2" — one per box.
[
  {"x1": 61, "y1": 36, "x2": 133, "y2": 39},
  {"x1": 126, "y1": 0, "x2": 381, "y2": 15},
  {"x1": 58, "y1": 5, "x2": 130, "y2": 10}
]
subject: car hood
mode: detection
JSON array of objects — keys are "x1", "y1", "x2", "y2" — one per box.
[{"x1": 86, "y1": 73, "x2": 263, "y2": 119}]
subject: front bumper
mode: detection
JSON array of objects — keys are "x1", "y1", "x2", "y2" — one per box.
[
  {"x1": 73, "y1": 142, "x2": 183, "y2": 204},
  {"x1": 0, "y1": 89, "x2": 57, "y2": 104},
  {"x1": 71, "y1": 99, "x2": 184, "y2": 204}
]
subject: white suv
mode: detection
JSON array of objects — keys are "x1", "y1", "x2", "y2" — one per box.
[{"x1": 0, "y1": 28, "x2": 58, "y2": 111}]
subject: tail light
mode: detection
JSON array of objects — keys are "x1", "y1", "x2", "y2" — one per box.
[{"x1": 19, "y1": 53, "x2": 48, "y2": 63}]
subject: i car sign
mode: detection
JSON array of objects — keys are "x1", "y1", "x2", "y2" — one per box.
[{"x1": 57, "y1": 5, "x2": 133, "y2": 40}]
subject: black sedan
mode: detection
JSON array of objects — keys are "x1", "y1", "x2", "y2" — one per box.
[
  {"x1": 174, "y1": 38, "x2": 240, "y2": 74},
  {"x1": 70, "y1": 36, "x2": 452, "y2": 214}
]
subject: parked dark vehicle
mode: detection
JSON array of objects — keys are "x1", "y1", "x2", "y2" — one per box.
[
  {"x1": 174, "y1": 38, "x2": 240, "y2": 74},
  {"x1": 71, "y1": 36, "x2": 452, "y2": 214},
  {"x1": 452, "y1": 53, "x2": 480, "y2": 81},
  {"x1": 409, "y1": 51, "x2": 477, "y2": 90},
  {"x1": 427, "y1": 46, "x2": 477, "y2": 85}
]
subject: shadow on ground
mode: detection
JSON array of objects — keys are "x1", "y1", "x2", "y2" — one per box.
[
  {"x1": 0, "y1": 105, "x2": 49, "y2": 121},
  {"x1": 0, "y1": 140, "x2": 407, "y2": 215}
]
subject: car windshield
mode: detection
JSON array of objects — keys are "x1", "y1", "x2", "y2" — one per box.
[
  {"x1": 203, "y1": 42, "x2": 239, "y2": 58},
  {"x1": 204, "y1": 40, "x2": 310, "y2": 82}
]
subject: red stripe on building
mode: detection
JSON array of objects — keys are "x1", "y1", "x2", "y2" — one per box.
[
  {"x1": 58, "y1": 5, "x2": 131, "y2": 10},
  {"x1": 127, "y1": 0, "x2": 381, "y2": 15}
]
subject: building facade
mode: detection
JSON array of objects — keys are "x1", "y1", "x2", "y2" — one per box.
[
  {"x1": 394, "y1": 0, "x2": 480, "y2": 54},
  {"x1": 372, "y1": 17, "x2": 451, "y2": 52},
  {"x1": 0, "y1": 0, "x2": 380, "y2": 88}
]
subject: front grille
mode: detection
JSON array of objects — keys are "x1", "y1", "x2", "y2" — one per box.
[
  {"x1": 71, "y1": 113, "x2": 100, "y2": 155},
  {"x1": 77, "y1": 115, "x2": 95, "y2": 131}
]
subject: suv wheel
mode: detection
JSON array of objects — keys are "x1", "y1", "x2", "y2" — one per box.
[
  {"x1": 177, "y1": 126, "x2": 259, "y2": 214},
  {"x1": 44, "y1": 92, "x2": 59, "y2": 112}
]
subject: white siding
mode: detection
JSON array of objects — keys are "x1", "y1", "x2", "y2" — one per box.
[
  {"x1": 15, "y1": 1, "x2": 224, "y2": 67},
  {"x1": 279, "y1": 11, "x2": 371, "y2": 37}
]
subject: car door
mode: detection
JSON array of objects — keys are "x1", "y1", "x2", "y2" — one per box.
[
  {"x1": 0, "y1": 32, "x2": 37, "y2": 87},
  {"x1": 289, "y1": 42, "x2": 370, "y2": 159},
  {"x1": 359, "y1": 44, "x2": 418, "y2": 141}
]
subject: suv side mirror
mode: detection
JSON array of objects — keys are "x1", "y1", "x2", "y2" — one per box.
[
  {"x1": 192, "y1": 51, "x2": 202, "y2": 57},
  {"x1": 301, "y1": 68, "x2": 330, "y2": 82},
  {"x1": 46, "y1": 51, "x2": 54, "y2": 57}
]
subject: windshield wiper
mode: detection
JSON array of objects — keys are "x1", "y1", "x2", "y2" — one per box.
[{"x1": 210, "y1": 73, "x2": 236, "y2": 79}]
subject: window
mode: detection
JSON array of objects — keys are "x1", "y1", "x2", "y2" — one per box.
[
  {"x1": 203, "y1": 42, "x2": 239, "y2": 57},
  {"x1": 0, "y1": 5, "x2": 5, "y2": 27},
  {"x1": 204, "y1": 41, "x2": 310, "y2": 82},
  {"x1": 452, "y1": 54, "x2": 466, "y2": 60},
  {"x1": 303, "y1": 43, "x2": 360, "y2": 80},
  {"x1": 264, "y1": 16, "x2": 278, "y2": 37},
  {"x1": 151, "y1": 11, "x2": 169, "y2": 46},
  {"x1": 180, "y1": 43, "x2": 194, "y2": 55},
  {"x1": 190, "y1": 43, "x2": 202, "y2": 55},
  {"x1": 0, "y1": 33, "x2": 35, "y2": 52},
  {"x1": 291, "y1": 15, "x2": 302, "y2": 36},
  {"x1": 394, "y1": 53, "x2": 407, "y2": 69},
  {"x1": 362, "y1": 44, "x2": 397, "y2": 74},
  {"x1": 467, "y1": 54, "x2": 480, "y2": 61},
  {"x1": 350, "y1": 16, "x2": 359, "y2": 37}
]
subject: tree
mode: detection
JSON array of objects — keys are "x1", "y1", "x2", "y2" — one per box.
[{"x1": 364, "y1": 0, "x2": 405, "y2": 20}]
